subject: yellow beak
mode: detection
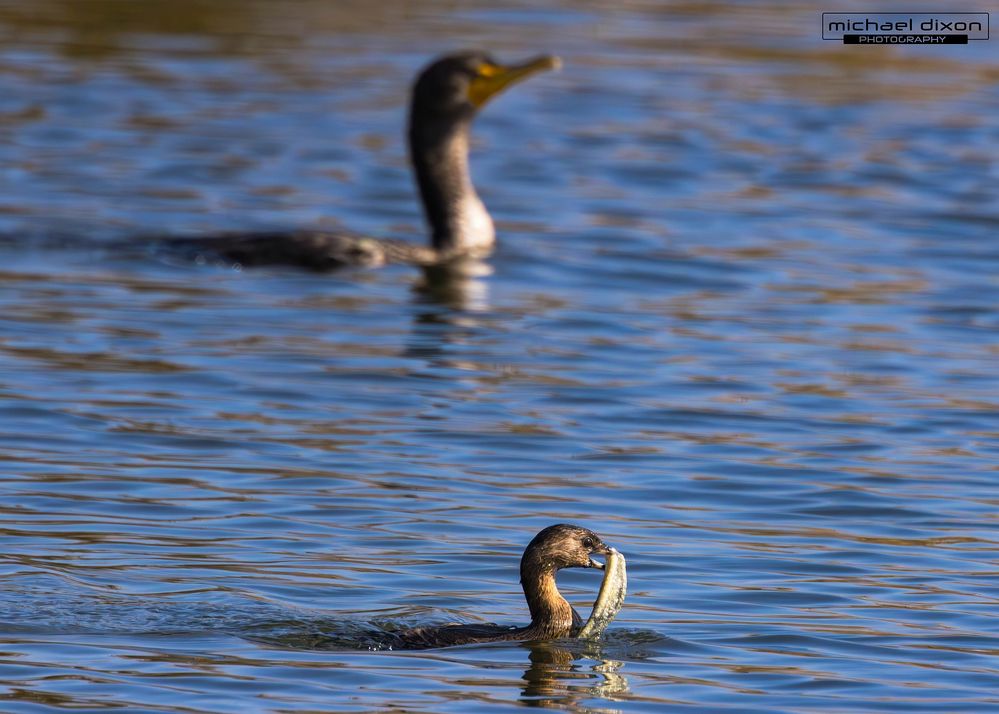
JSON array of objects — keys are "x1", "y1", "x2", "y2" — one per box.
[{"x1": 467, "y1": 55, "x2": 561, "y2": 108}]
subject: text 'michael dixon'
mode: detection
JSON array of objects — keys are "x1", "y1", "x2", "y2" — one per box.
[{"x1": 822, "y1": 12, "x2": 989, "y2": 45}]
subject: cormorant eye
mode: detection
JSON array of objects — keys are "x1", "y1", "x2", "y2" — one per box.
[{"x1": 582, "y1": 537, "x2": 595, "y2": 549}]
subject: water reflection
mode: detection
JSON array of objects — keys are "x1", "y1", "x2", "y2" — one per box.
[
  {"x1": 415, "y1": 260, "x2": 493, "y2": 313},
  {"x1": 521, "y1": 641, "x2": 629, "y2": 708},
  {"x1": 251, "y1": 624, "x2": 635, "y2": 708},
  {"x1": 405, "y1": 260, "x2": 494, "y2": 371}
]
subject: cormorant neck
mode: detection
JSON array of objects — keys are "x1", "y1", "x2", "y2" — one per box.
[
  {"x1": 521, "y1": 562, "x2": 576, "y2": 637},
  {"x1": 408, "y1": 115, "x2": 495, "y2": 256}
]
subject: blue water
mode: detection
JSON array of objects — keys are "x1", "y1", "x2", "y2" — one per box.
[{"x1": 0, "y1": 1, "x2": 996, "y2": 711}]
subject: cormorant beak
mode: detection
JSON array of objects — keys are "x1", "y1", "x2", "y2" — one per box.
[{"x1": 468, "y1": 55, "x2": 561, "y2": 109}]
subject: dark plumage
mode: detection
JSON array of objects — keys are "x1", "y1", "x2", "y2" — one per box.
[
  {"x1": 166, "y1": 51, "x2": 559, "y2": 270},
  {"x1": 395, "y1": 524, "x2": 611, "y2": 649}
]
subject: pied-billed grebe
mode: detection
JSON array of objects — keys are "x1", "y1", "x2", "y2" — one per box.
[
  {"x1": 396, "y1": 524, "x2": 617, "y2": 649},
  {"x1": 168, "y1": 51, "x2": 560, "y2": 270}
]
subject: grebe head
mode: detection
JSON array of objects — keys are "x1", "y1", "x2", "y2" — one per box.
[{"x1": 521, "y1": 523, "x2": 612, "y2": 574}]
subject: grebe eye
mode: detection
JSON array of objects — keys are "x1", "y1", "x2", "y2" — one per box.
[{"x1": 582, "y1": 537, "x2": 595, "y2": 549}]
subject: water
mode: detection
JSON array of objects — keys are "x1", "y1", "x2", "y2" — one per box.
[{"x1": 0, "y1": 0, "x2": 997, "y2": 711}]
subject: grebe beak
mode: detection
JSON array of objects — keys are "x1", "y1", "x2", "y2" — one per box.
[{"x1": 588, "y1": 542, "x2": 612, "y2": 569}]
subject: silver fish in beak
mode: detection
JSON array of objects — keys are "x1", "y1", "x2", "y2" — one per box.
[{"x1": 578, "y1": 547, "x2": 627, "y2": 639}]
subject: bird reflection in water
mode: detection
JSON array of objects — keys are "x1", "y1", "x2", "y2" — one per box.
[
  {"x1": 404, "y1": 258, "x2": 494, "y2": 371},
  {"x1": 521, "y1": 640, "x2": 629, "y2": 707},
  {"x1": 416, "y1": 259, "x2": 493, "y2": 312}
]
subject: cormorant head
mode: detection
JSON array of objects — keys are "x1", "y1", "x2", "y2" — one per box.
[
  {"x1": 410, "y1": 51, "x2": 560, "y2": 127},
  {"x1": 521, "y1": 524, "x2": 612, "y2": 575}
]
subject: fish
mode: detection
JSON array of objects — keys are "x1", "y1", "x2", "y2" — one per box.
[{"x1": 578, "y1": 546, "x2": 627, "y2": 639}]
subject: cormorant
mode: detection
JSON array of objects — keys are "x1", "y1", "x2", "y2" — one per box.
[{"x1": 168, "y1": 51, "x2": 560, "y2": 270}]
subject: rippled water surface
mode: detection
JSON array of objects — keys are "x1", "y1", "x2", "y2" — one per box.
[{"x1": 1, "y1": 0, "x2": 997, "y2": 711}]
